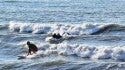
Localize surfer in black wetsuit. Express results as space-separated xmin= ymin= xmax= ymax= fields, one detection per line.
xmin=27 ymin=41 xmax=38 ymax=56
xmin=52 ymin=33 xmax=57 ymax=38
xmin=52 ymin=33 xmax=62 ymax=39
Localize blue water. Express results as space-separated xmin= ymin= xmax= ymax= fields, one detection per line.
xmin=1 ymin=0 xmax=125 ymax=70
xmin=0 ymin=0 xmax=125 ymax=24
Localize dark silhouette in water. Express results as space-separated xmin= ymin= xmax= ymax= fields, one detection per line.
xmin=52 ymin=33 xmax=62 ymax=39
xmin=27 ymin=41 xmax=38 ymax=56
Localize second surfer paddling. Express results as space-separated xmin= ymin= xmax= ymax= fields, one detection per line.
xmin=52 ymin=33 xmax=62 ymax=39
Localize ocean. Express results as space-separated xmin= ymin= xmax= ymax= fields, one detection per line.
xmin=1 ymin=0 xmax=125 ymax=70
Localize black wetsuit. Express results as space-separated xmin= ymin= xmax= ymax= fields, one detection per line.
xmin=27 ymin=43 xmax=38 ymax=55
xmin=52 ymin=33 xmax=62 ymax=39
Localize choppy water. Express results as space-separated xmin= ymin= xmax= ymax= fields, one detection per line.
xmin=1 ymin=0 xmax=125 ymax=70
xmin=1 ymin=0 xmax=125 ymax=24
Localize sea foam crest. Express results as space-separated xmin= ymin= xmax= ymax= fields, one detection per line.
xmin=36 ymin=43 xmax=125 ymax=61
xmin=9 ymin=21 xmax=106 ymax=35
xmin=9 ymin=21 xmax=54 ymax=34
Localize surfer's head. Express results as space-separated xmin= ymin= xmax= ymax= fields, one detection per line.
xmin=27 ymin=41 xmax=30 ymax=45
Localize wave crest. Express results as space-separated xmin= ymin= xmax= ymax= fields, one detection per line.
xmin=9 ymin=21 xmax=123 ymax=35
xmin=37 ymin=43 xmax=125 ymax=61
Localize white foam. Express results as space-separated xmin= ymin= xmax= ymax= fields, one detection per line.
xmin=45 ymin=37 xmax=64 ymax=44
xmin=57 ymin=43 xmax=74 ymax=55
xmin=112 ymin=47 xmax=125 ymax=61
xmin=92 ymin=47 xmax=112 ymax=59
xmin=74 ymin=45 xmax=96 ymax=58
xmin=9 ymin=21 xmax=108 ymax=35
xmin=19 ymin=41 xmax=125 ymax=61
xmin=28 ymin=42 xmax=125 ymax=61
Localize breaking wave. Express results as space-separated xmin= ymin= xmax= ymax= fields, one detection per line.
xmin=18 ymin=42 xmax=125 ymax=61
xmin=8 ymin=21 xmax=125 ymax=35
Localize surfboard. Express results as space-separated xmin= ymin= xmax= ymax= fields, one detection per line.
xmin=17 ymin=54 xmax=37 ymax=59
xmin=17 ymin=55 xmax=27 ymax=59
xmin=45 ymin=37 xmax=64 ymax=44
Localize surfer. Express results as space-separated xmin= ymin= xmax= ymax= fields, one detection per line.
xmin=52 ymin=33 xmax=62 ymax=39
xmin=26 ymin=41 xmax=38 ymax=56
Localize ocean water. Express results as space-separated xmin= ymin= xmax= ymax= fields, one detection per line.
xmin=1 ymin=0 xmax=125 ymax=70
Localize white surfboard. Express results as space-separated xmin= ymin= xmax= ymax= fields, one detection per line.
xmin=17 ymin=55 xmax=27 ymax=59
xmin=45 ymin=37 xmax=64 ymax=44
xmin=18 ymin=53 xmax=38 ymax=59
